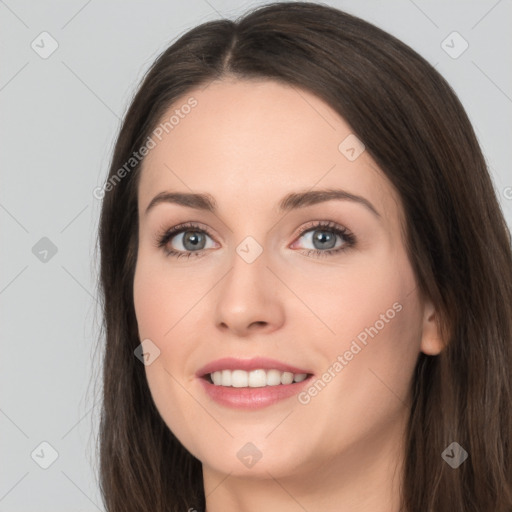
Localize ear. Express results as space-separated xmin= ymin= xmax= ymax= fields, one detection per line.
xmin=420 ymin=298 xmax=444 ymax=356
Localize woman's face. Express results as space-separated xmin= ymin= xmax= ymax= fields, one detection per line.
xmin=133 ymin=78 xmax=442 ymax=482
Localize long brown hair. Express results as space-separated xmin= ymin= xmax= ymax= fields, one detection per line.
xmin=95 ymin=2 xmax=512 ymax=510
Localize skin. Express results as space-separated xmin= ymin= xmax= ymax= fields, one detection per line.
xmin=133 ymin=77 xmax=443 ymax=512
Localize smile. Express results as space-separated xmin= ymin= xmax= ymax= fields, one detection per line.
xmin=196 ymin=356 xmax=314 ymax=409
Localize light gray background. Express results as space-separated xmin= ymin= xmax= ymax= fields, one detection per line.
xmin=1 ymin=0 xmax=511 ymax=510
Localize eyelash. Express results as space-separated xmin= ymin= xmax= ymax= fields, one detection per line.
xmin=154 ymin=220 xmax=356 ymax=260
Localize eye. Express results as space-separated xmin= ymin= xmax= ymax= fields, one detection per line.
xmin=291 ymin=220 xmax=356 ymax=258
xmin=154 ymin=222 xmax=217 ymax=259
xmin=154 ymin=220 xmax=356 ymax=259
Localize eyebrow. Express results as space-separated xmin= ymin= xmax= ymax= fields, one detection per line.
xmin=144 ymin=188 xmax=380 ymax=218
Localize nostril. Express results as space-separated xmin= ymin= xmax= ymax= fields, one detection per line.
xmin=249 ymin=321 xmax=267 ymax=329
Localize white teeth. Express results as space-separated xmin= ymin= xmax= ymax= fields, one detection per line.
xmin=221 ymin=369 xmax=231 ymax=386
xmin=231 ymin=369 xmax=248 ymax=388
xmin=281 ymin=372 xmax=294 ymax=385
xmin=248 ymin=369 xmax=267 ymax=387
xmin=266 ymin=369 xmax=282 ymax=386
xmin=208 ymin=369 xmax=310 ymax=387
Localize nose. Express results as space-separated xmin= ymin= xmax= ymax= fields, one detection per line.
xmin=214 ymin=248 xmax=285 ymax=338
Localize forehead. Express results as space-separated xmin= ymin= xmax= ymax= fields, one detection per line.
xmin=137 ymin=78 xmax=401 ymax=224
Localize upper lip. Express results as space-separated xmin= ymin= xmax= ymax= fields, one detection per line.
xmin=196 ymin=357 xmax=313 ymax=377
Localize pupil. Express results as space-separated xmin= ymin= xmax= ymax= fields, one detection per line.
xmin=183 ymin=231 xmax=204 ymax=251
xmin=314 ymin=230 xmax=336 ymax=250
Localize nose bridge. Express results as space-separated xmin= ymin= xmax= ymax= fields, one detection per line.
xmin=222 ymin=237 xmax=271 ymax=308
xmin=213 ymin=235 xmax=285 ymax=335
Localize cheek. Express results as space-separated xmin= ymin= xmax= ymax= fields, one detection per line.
xmin=133 ymin=260 xmax=205 ymax=457
xmin=293 ymin=288 xmax=422 ymax=463
xmin=302 ymin=251 xmax=422 ymax=414
xmin=133 ymin=257 xmax=194 ymax=378
xmin=133 ymin=256 xmax=206 ymax=390
xmin=290 ymin=248 xmax=418 ymax=354
xmin=133 ymin=254 xmax=157 ymax=335
xmin=133 ymin=252 xmax=202 ymax=338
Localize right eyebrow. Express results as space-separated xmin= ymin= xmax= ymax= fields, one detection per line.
xmin=144 ymin=191 xmax=217 ymax=216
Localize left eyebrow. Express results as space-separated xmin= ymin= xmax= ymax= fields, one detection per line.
xmin=144 ymin=187 xmax=380 ymax=218
xmin=278 ymin=188 xmax=380 ymax=217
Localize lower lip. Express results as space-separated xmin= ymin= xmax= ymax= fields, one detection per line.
xmin=198 ymin=376 xmax=313 ymax=409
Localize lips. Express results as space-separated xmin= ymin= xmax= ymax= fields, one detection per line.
xmin=195 ymin=357 xmax=314 ymax=409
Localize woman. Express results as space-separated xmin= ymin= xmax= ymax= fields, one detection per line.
xmin=96 ymin=2 xmax=512 ymax=511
